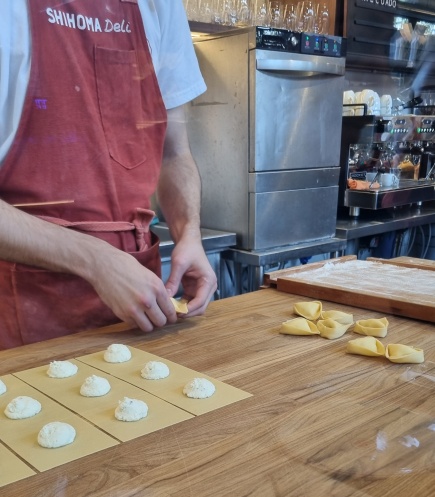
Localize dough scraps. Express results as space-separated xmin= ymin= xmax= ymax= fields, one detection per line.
xmin=354 ymin=317 xmax=389 ymax=338
xmin=385 ymin=344 xmax=424 ymax=364
xmin=37 ymin=421 xmax=76 ymax=448
xmin=4 ymin=396 xmax=42 ymax=419
xmin=80 ymin=375 xmax=111 ymax=397
xmin=170 ymin=297 xmax=189 ymax=314
xmin=0 ymin=379 xmax=6 ymax=395
xmin=141 ymin=361 xmax=170 ymax=380
xmin=183 ymin=378 xmax=216 ymax=399
xmin=346 ymin=336 xmax=386 ymax=357
xmin=104 ymin=344 xmax=132 ymax=363
xmin=47 ymin=360 xmax=78 ymax=378
xmin=280 ymin=317 xmax=319 ymax=336
xmin=293 ymin=301 xmax=322 ymax=320
xmin=320 ymin=310 xmax=353 ymax=325
xmin=115 ymin=397 xmax=149 ymax=421
xmin=317 ymin=318 xmax=352 ymax=339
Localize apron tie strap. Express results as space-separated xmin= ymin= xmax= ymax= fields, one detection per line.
xmin=37 ymin=208 xmax=156 ymax=251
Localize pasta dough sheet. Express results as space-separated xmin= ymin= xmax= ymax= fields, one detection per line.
xmin=0 ymin=440 xmax=35 ymax=488
xmin=77 ymin=347 xmax=253 ymax=416
xmin=13 ymin=360 xmax=194 ymax=442
xmin=0 ymin=374 xmax=118 ymax=473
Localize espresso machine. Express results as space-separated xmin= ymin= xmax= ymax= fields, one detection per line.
xmin=338 ymin=114 xmax=435 ymax=217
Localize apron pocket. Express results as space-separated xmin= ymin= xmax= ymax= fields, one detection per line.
xmin=95 ymin=46 xmax=146 ymax=170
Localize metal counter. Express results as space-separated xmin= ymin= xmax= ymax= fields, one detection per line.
xmin=336 ymin=202 xmax=435 ymax=240
xmin=151 ymin=204 xmax=435 ymax=298
xmin=221 ymin=202 xmax=435 ymax=294
xmin=221 ymin=237 xmax=347 ymax=294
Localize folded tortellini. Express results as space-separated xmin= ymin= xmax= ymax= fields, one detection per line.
xmin=317 ymin=318 xmax=352 ymax=340
xmin=346 ymin=336 xmax=385 ymax=357
xmin=293 ymin=301 xmax=322 ymax=321
xmin=353 ymin=317 xmax=389 ymax=338
xmin=320 ymin=310 xmax=353 ymax=325
xmin=280 ymin=318 xmax=320 ymax=336
xmin=385 ymin=344 xmax=424 ymax=364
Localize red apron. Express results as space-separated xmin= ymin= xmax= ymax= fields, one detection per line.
xmin=0 ymin=0 xmax=167 ymax=348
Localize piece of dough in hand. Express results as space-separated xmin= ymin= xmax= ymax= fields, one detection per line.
xmin=354 ymin=318 xmax=389 ymax=338
xmin=346 ymin=336 xmax=385 ymax=357
xmin=170 ymin=297 xmax=189 ymax=314
xmin=385 ymin=344 xmax=424 ymax=364
xmin=280 ymin=317 xmax=319 ymax=336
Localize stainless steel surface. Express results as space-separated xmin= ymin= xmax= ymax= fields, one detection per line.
xmin=187 ymin=27 xmax=345 ymax=251
xmin=151 ymin=223 xmax=236 ymax=258
xmin=255 ymin=52 xmax=345 ymax=76
xmin=222 ymin=237 xmax=347 ymax=266
xmin=222 ymin=237 xmax=347 ymax=293
xmin=336 ymin=202 xmax=435 ymax=240
xmin=251 ymin=49 xmax=345 ymax=174
xmin=248 ymin=185 xmax=340 ymax=250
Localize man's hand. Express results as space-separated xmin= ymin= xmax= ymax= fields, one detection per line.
xmin=88 ymin=246 xmax=178 ymax=332
xmin=165 ymin=237 xmax=217 ymax=316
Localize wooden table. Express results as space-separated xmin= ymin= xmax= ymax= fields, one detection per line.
xmin=1 ymin=288 xmax=435 ymax=496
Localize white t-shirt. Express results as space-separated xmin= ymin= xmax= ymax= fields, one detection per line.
xmin=0 ymin=0 xmax=206 ymax=164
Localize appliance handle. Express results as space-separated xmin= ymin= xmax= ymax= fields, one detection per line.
xmin=256 ymin=58 xmax=345 ymax=76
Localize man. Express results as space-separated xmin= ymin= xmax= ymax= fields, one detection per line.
xmin=0 ymin=1 xmax=217 ymax=349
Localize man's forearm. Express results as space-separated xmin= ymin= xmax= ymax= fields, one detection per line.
xmin=157 ymin=105 xmax=202 ymax=244
xmin=0 ymin=199 xmax=108 ymax=282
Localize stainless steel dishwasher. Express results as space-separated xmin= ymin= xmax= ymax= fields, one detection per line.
xmin=186 ymin=27 xmax=346 ymax=251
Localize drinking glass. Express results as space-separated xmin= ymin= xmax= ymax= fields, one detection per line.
xmin=295 ymin=1 xmax=305 ymax=32
xmin=303 ymin=0 xmax=316 ymax=33
xmin=318 ymin=2 xmax=329 ymax=34
xmin=237 ymin=0 xmax=252 ymax=26
xmin=284 ymin=3 xmax=298 ymax=31
xmin=269 ymin=1 xmax=283 ymax=28
xmin=253 ymin=0 xmax=270 ymax=26
xmin=184 ymin=0 xmax=201 ymax=21
xmin=211 ymin=0 xmax=225 ymax=23
xmin=199 ymin=0 xmax=213 ymax=22
xmin=221 ymin=0 xmax=238 ymax=25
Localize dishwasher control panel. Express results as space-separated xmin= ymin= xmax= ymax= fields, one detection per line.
xmin=255 ymin=27 xmax=346 ymax=57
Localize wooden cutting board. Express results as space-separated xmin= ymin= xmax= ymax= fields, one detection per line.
xmin=266 ymin=256 xmax=435 ymax=323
